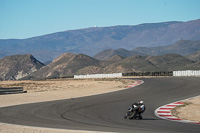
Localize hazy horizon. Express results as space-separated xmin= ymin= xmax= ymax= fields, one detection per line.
xmin=1 ymin=0 xmax=200 ymax=39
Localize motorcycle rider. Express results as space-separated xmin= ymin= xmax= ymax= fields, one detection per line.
xmin=131 ymin=101 xmax=146 ymax=119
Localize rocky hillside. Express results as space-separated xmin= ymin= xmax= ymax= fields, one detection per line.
xmin=0 ymin=54 xmax=44 ymax=80
xmin=145 ymin=54 xmax=194 ymax=71
xmin=23 ymin=53 xmax=99 ymax=79
xmin=94 ymin=48 xmax=144 ymax=60
xmin=186 ymin=51 xmax=200 ymax=61
xmin=99 ymin=54 xmax=197 ymax=73
xmin=22 ymin=53 xmax=200 ymax=80
xmin=1 ymin=19 xmax=200 ymax=62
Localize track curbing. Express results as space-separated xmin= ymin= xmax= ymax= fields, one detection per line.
xmin=126 ymin=80 xmax=144 ymax=88
xmin=155 ymin=97 xmax=200 ymax=125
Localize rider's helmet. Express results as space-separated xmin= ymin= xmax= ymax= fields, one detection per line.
xmin=139 ymin=101 xmax=144 ymax=104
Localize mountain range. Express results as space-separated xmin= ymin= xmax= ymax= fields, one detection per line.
xmin=1 ymin=19 xmax=200 ymax=80
xmin=0 ymin=51 xmax=200 ymax=81
xmin=94 ymin=40 xmax=200 ymax=60
xmin=21 ymin=53 xmax=200 ymax=80
xmin=1 ymin=19 xmax=200 ymax=62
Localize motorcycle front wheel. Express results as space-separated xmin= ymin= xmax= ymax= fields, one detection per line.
xmin=126 ymin=110 xmax=137 ymax=119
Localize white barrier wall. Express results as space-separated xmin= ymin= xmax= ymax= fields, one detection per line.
xmin=74 ymin=73 xmax=122 ymax=78
xmin=173 ymin=70 xmax=200 ymax=77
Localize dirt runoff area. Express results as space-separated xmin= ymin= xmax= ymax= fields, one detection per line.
xmin=172 ymin=96 xmax=200 ymax=123
xmin=0 ymin=78 xmax=134 ymax=133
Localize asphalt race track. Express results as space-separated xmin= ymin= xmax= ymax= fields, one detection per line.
xmin=0 ymin=77 xmax=200 ymax=133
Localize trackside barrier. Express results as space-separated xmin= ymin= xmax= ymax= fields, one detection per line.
xmin=0 ymin=87 xmax=27 ymax=95
xmin=74 ymin=73 xmax=122 ymax=79
xmin=173 ymin=70 xmax=200 ymax=77
xmin=123 ymin=71 xmax=173 ymax=76
xmin=74 ymin=70 xmax=200 ymax=78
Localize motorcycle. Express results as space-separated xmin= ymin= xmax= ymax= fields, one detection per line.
xmin=124 ymin=104 xmax=144 ymax=119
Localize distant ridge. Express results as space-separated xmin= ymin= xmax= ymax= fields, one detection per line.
xmin=94 ymin=40 xmax=200 ymax=60
xmin=94 ymin=48 xmax=144 ymax=60
xmin=0 ymin=19 xmax=200 ymax=62
xmin=135 ymin=40 xmax=200 ymax=56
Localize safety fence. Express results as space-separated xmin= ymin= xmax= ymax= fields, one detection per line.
xmin=173 ymin=70 xmax=200 ymax=77
xmin=74 ymin=70 xmax=200 ymax=79
xmin=74 ymin=73 xmax=122 ymax=78
xmin=74 ymin=71 xmax=172 ymax=78
xmin=123 ymin=71 xmax=173 ymax=76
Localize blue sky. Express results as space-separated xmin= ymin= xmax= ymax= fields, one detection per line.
xmin=0 ymin=0 xmax=200 ymax=39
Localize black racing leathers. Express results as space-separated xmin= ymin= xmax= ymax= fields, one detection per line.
xmin=132 ymin=102 xmax=146 ymax=119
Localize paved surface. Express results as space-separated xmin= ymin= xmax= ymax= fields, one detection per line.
xmin=0 ymin=77 xmax=200 ymax=133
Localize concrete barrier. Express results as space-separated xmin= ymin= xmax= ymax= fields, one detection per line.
xmin=173 ymin=70 xmax=200 ymax=77
xmin=74 ymin=73 xmax=122 ymax=79
xmin=74 ymin=70 xmax=200 ymax=78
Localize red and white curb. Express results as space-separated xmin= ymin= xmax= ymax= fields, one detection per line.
xmin=126 ymin=80 xmax=144 ymax=88
xmin=155 ymin=101 xmax=200 ymax=125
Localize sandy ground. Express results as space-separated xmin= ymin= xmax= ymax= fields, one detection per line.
xmin=172 ymin=96 xmax=200 ymax=123
xmin=0 ymin=78 xmax=134 ymax=133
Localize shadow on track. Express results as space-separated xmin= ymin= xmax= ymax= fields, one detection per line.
xmin=127 ymin=118 xmax=160 ymax=120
